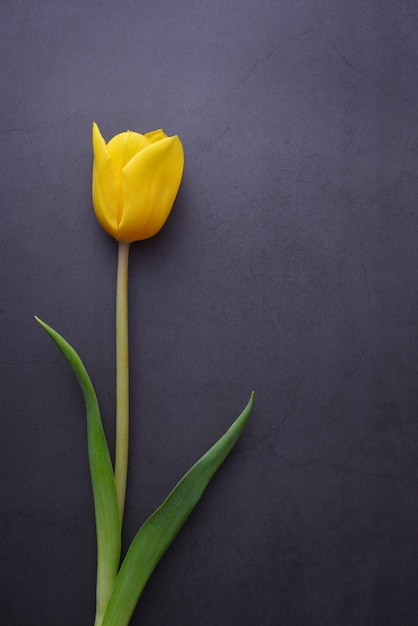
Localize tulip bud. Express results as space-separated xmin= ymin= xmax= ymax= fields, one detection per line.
xmin=92 ymin=123 xmax=184 ymax=242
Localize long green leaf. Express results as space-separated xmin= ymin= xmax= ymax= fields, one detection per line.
xmin=36 ymin=317 xmax=120 ymax=626
xmin=102 ymin=392 xmax=254 ymax=626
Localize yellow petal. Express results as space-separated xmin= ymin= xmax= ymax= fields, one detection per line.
xmin=119 ymin=136 xmax=184 ymax=242
xmin=107 ymin=131 xmax=151 ymax=172
xmin=92 ymin=123 xmax=121 ymax=238
xmin=144 ymin=129 xmax=168 ymax=144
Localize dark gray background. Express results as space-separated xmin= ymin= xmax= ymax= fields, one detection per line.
xmin=2 ymin=1 xmax=418 ymax=625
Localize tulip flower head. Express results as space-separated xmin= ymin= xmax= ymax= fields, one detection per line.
xmin=92 ymin=123 xmax=184 ymax=242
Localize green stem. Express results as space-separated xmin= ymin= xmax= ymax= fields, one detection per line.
xmin=115 ymin=240 xmax=130 ymax=526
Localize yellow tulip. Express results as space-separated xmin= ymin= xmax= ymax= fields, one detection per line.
xmin=92 ymin=122 xmax=184 ymax=242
